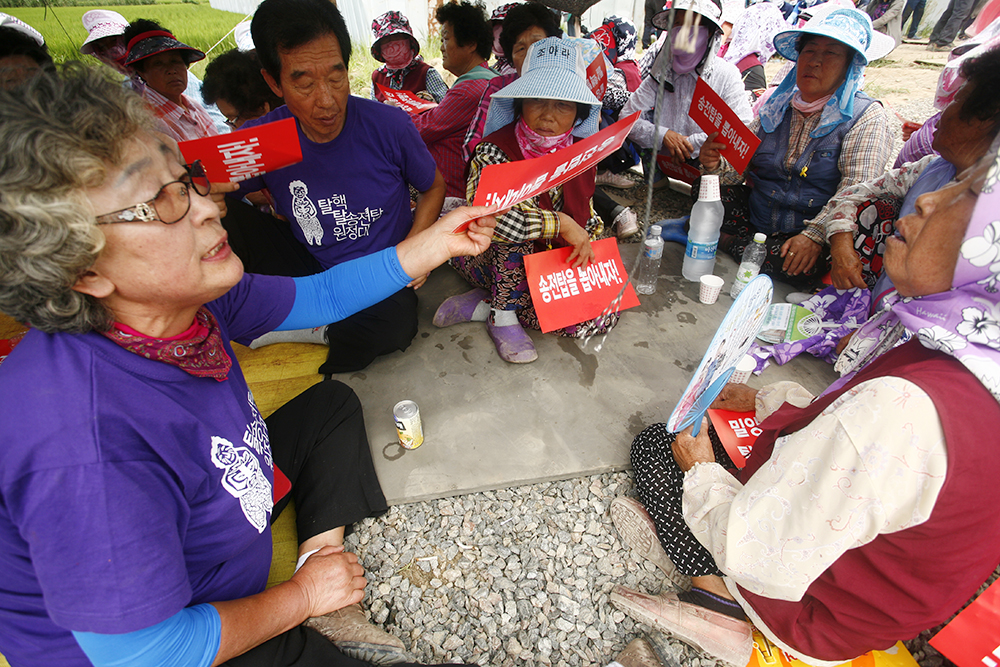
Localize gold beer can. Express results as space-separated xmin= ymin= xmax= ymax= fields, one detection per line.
xmin=393 ymin=400 xmax=423 ymax=449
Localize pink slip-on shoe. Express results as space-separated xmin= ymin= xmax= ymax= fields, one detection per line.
xmin=487 ymin=321 xmax=537 ymax=363
xmin=432 ymin=288 xmax=488 ymax=327
xmin=610 ymin=586 xmax=753 ymax=667
xmin=610 ymin=496 xmax=690 ymax=591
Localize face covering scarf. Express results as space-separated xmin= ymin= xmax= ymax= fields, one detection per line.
xmin=381 ymin=39 xmax=415 ymax=70
xmin=671 ymin=25 xmax=709 ymax=74
xmin=515 ymin=116 xmax=574 ymax=159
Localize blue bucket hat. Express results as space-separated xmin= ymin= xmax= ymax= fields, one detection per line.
xmin=772 ymin=7 xmax=874 ymax=65
xmin=483 ymin=37 xmax=602 ymax=139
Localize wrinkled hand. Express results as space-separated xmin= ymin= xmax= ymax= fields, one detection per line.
xmin=901 ymin=120 xmax=922 ymax=142
xmin=291 ymin=545 xmax=367 ymax=617
xmin=828 ymin=232 xmax=867 ymax=289
xmin=559 ymin=213 xmax=594 ymax=268
xmin=780 ymin=234 xmax=821 ymax=275
xmin=672 ymin=419 xmax=715 ymax=472
xmin=698 ymin=131 xmax=725 ymax=172
xmin=209 ymin=181 xmax=239 ymax=219
xmin=415 ymin=90 xmax=434 ymax=101
xmin=709 ymin=383 xmax=758 ymax=413
xmin=394 ymin=205 xmax=497 ymax=279
xmin=662 ymin=129 xmax=694 ymax=163
xmin=408 ymin=273 xmax=429 ymax=290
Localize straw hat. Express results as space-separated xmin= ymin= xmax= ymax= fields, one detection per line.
xmin=80 ymin=10 xmax=127 ymax=55
xmin=370 ymin=11 xmax=420 ymax=62
xmin=772 ymin=6 xmax=887 ymax=65
xmin=124 ymin=29 xmax=205 ymax=68
xmin=483 ymin=37 xmax=602 ymax=139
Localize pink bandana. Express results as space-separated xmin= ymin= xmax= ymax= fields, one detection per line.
xmin=381 ymin=40 xmax=415 ymax=70
xmin=100 ymin=306 xmax=232 ymax=380
xmin=791 ymin=92 xmax=833 ymax=114
xmin=514 ymin=117 xmax=574 ymax=159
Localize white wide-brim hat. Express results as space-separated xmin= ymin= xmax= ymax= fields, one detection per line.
xmin=234 ymin=20 xmax=254 ymax=52
xmin=0 ymin=12 xmax=45 ymax=46
xmin=773 ymin=6 xmax=887 ymax=65
xmin=652 ymin=0 xmax=724 ymax=35
xmin=80 ymin=10 xmax=127 ymax=55
xmin=483 ymin=37 xmax=602 ymax=139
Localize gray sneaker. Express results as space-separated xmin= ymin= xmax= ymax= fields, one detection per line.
xmin=610 ymin=496 xmax=691 ymax=591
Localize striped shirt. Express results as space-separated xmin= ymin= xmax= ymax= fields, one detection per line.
xmin=142 ymin=86 xmax=219 ymax=143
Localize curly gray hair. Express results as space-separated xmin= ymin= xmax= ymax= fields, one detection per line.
xmin=0 ymin=62 xmax=154 ymax=333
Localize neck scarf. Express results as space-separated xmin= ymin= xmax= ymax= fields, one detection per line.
xmin=835 ymin=147 xmax=1000 ymax=403
xmin=791 ymin=91 xmax=833 ymax=114
xmin=515 ymin=116 xmax=574 ymax=159
xmin=381 ymin=39 xmax=415 ymax=70
xmin=671 ymin=26 xmax=710 ymax=74
xmin=758 ymin=50 xmax=865 ymax=138
xmin=100 ymin=306 xmax=232 ymax=381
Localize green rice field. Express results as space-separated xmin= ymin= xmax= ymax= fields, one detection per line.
xmin=3 ymin=2 xmax=250 ymax=75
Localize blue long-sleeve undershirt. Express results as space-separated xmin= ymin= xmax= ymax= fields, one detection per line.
xmin=277 ymin=246 xmax=412 ymax=330
xmin=73 ymin=604 xmax=220 ymax=667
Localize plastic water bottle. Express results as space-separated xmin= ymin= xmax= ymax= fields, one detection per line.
xmin=682 ymin=175 xmax=725 ymax=282
xmin=635 ymin=224 xmax=664 ymax=295
xmin=731 ymin=232 xmax=767 ymax=298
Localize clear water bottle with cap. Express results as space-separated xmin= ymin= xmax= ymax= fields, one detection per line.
xmin=635 ymin=224 xmax=664 ymax=295
xmin=682 ymin=175 xmax=725 ymax=282
xmin=731 ymin=233 xmax=767 ymax=298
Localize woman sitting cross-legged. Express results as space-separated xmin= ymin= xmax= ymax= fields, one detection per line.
xmin=609 ymin=146 xmax=1000 ymax=666
xmin=0 ymin=63 xmax=495 ymax=667
xmin=433 ymin=37 xmax=618 ymax=364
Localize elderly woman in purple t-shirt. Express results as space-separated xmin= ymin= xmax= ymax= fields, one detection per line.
xmin=0 ymin=63 xmax=495 ymax=667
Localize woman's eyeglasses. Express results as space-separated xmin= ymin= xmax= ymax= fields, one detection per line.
xmin=95 ymin=160 xmax=211 ymax=225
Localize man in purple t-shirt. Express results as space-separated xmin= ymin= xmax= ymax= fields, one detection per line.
xmin=232 ymin=0 xmax=446 ymax=374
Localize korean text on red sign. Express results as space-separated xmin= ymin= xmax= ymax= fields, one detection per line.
xmin=375 ymin=84 xmax=438 ymax=116
xmin=523 ymin=237 xmax=640 ymax=333
xmin=687 ymin=77 xmax=760 ymax=174
xmin=177 ymin=117 xmax=303 ymax=183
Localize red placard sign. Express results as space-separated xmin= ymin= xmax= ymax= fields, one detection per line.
xmin=930 ymin=580 xmax=1000 ymax=667
xmin=0 ymin=331 xmax=26 ymax=368
xmin=707 ymin=408 xmax=762 ymax=468
xmin=585 ymin=54 xmax=608 ymax=101
xmin=178 ymin=117 xmax=302 ymax=183
xmin=375 ymin=84 xmax=439 ymax=115
xmin=522 ymin=237 xmax=640 ymax=333
xmin=688 ymin=77 xmax=760 ymax=174
xmin=656 ymin=155 xmax=702 ymax=184
xmin=469 ymin=111 xmax=638 ymax=213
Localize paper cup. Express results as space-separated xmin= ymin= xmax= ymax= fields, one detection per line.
xmin=729 ymin=355 xmax=757 ymax=384
xmin=699 ymin=275 xmax=724 ymax=304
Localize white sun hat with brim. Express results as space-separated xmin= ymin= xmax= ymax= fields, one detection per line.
xmin=0 ymin=12 xmax=45 ymax=46
xmin=652 ymin=0 xmax=724 ymax=35
xmin=483 ymin=37 xmax=602 ymax=139
xmin=772 ymin=6 xmax=883 ymax=66
xmin=80 ymin=10 xmax=127 ymax=55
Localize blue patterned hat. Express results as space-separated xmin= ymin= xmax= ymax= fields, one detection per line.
xmin=483 ymin=37 xmax=601 ymax=139
xmin=772 ymin=7 xmax=874 ymax=65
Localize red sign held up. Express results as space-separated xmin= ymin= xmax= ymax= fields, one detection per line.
xmin=707 ymin=408 xmax=762 ymax=468
xmin=688 ymin=77 xmax=760 ymax=174
xmin=523 ymin=238 xmax=640 ymax=333
xmin=585 ymin=55 xmax=608 ymax=101
xmin=375 ymin=84 xmax=438 ymax=116
xmin=177 ymin=117 xmax=302 ymax=183
xmin=930 ymin=580 xmax=1000 ymax=667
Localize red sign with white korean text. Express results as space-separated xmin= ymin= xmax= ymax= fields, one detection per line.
xmin=688 ymin=77 xmax=760 ymax=174
xmin=177 ymin=117 xmax=302 ymax=183
xmin=585 ymin=54 xmax=608 ymax=101
xmin=375 ymin=84 xmax=439 ymax=115
xmin=930 ymin=580 xmax=1000 ymax=667
xmin=656 ymin=155 xmax=702 ymax=184
xmin=469 ymin=111 xmax=638 ymax=213
xmin=706 ymin=408 xmax=761 ymax=468
xmin=522 ymin=237 xmax=640 ymax=333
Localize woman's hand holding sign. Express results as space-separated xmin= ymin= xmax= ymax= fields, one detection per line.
xmin=699 ymin=131 xmax=726 ymax=172
xmin=559 ymin=212 xmax=595 ymax=268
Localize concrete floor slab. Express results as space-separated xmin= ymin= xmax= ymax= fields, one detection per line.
xmin=336 ymin=242 xmax=839 ymax=505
